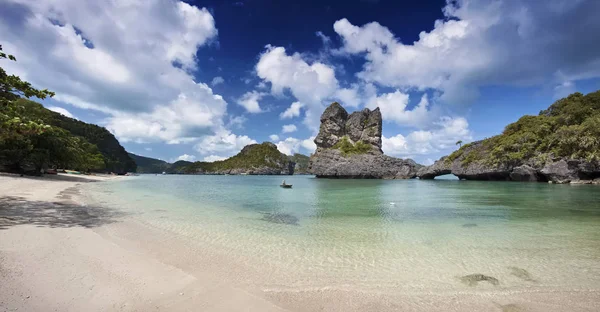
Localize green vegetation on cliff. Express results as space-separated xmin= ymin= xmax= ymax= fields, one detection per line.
xmin=288 ymin=153 xmax=310 ymax=173
xmin=128 ymin=153 xmax=192 ymax=174
xmin=128 ymin=153 xmax=169 ymax=173
xmin=333 ymin=136 xmax=372 ymax=156
xmin=0 ymin=47 xmax=135 ymax=174
xmin=184 ymin=142 xmax=290 ymax=173
xmin=447 ymin=91 xmax=600 ymax=166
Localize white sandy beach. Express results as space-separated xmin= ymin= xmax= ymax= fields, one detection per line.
xmin=1 ymin=174 xmax=599 ymax=312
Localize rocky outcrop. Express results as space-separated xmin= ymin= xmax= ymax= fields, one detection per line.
xmin=418 ymin=90 xmax=600 ymax=184
xmin=309 ymin=102 xmax=421 ymax=179
xmin=417 ymin=141 xmax=600 ymax=184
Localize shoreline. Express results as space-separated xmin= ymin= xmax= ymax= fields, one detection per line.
xmin=1 ymin=174 xmax=599 ymax=311
xmin=0 ymin=174 xmax=286 ymax=312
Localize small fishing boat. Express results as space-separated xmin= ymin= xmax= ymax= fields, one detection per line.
xmin=280 ymin=180 xmax=292 ymax=188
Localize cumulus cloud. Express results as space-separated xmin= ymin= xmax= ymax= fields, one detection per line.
xmin=227 ymin=115 xmax=247 ymax=129
xmin=280 ymin=101 xmax=304 ymax=119
xmin=334 ymin=86 xmax=362 ymax=108
xmin=194 ymin=130 xmax=256 ymax=157
xmin=46 ymin=106 xmax=74 ymax=118
xmin=282 ymin=124 xmax=297 ymax=133
xmin=175 ymin=154 xmax=196 ymax=162
xmin=255 ymin=46 xmax=377 ymax=129
xmin=366 ymin=92 xmax=434 ymax=128
xmin=0 ymin=0 xmax=225 ymax=144
xmin=333 ymin=0 xmax=600 ymax=105
xmin=237 ymin=90 xmax=264 ymax=113
xmin=105 ymin=87 xmax=226 ymax=143
xmin=275 ymin=137 xmax=317 ymax=155
xmin=256 ymin=45 xmax=339 ymax=129
xmin=382 ymin=117 xmax=472 ymax=157
xmin=269 ymin=134 xmax=280 ymax=141
xmin=211 ymin=76 xmax=224 ymax=86
xmin=203 ymin=155 xmax=227 ymax=162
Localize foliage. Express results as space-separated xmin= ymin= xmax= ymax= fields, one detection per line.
xmin=333 ymin=136 xmax=372 ymax=156
xmin=168 ymin=160 xmax=193 ymax=174
xmin=0 ymin=46 xmax=128 ymax=174
xmin=445 ymin=91 xmax=600 ymax=167
xmin=1 ymin=45 xmax=54 ymax=107
xmin=128 ymin=153 xmax=170 ymax=173
xmin=288 ymin=153 xmax=310 ymax=173
xmin=183 ymin=142 xmax=290 ymax=173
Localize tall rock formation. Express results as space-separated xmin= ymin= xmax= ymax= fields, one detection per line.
xmin=309 ymin=102 xmax=421 ymax=179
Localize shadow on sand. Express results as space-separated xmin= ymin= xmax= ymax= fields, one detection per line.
xmin=0 ymin=195 xmax=124 ymax=230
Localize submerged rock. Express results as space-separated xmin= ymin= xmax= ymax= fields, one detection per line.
xmin=309 ymin=102 xmax=421 ymax=179
xmin=261 ymin=213 xmax=299 ymax=226
xmin=460 ymin=273 xmax=500 ymax=286
xmin=509 ymin=266 xmax=536 ymax=282
xmin=497 ymin=303 xmax=525 ymax=312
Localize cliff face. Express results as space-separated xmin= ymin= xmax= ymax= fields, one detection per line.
xmin=309 ymin=102 xmax=421 ymax=179
xmin=418 ymin=142 xmax=600 ymax=184
xmin=417 ymin=90 xmax=600 ymax=184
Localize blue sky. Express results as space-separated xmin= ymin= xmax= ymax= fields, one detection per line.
xmin=2 ymin=0 xmax=600 ymax=165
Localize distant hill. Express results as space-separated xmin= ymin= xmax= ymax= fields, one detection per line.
xmin=128 ymin=153 xmax=169 ymax=173
xmin=128 ymin=153 xmax=193 ymax=174
xmin=184 ymin=142 xmax=295 ymax=175
xmin=130 ymin=143 xmax=310 ymax=175
xmin=9 ymin=99 xmax=136 ymax=173
xmin=288 ymin=153 xmax=310 ymax=173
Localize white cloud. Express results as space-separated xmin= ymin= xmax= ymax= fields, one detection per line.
xmin=194 ymin=130 xmax=256 ymax=157
xmin=334 ymin=86 xmax=361 ymax=108
xmin=211 ymin=76 xmax=224 ymax=86
xmin=282 ymin=124 xmax=297 ymax=133
xmin=256 ymin=45 xmax=339 ymax=130
xmin=553 ymin=80 xmax=575 ymax=99
xmin=237 ymin=90 xmax=264 ymax=113
xmin=144 ymin=147 xmax=153 ymax=151
xmin=175 ymin=154 xmax=196 ymax=162
xmin=382 ymin=117 xmax=472 ymax=157
xmin=269 ymin=134 xmax=280 ymax=141
xmin=227 ymin=115 xmax=247 ymax=129
xmin=46 ymin=106 xmax=74 ymax=118
xmin=0 ymin=0 xmax=225 ymax=144
xmin=280 ymin=101 xmax=304 ymax=119
xmin=366 ymin=92 xmax=434 ymax=128
xmin=203 ymin=155 xmax=227 ymax=162
xmin=275 ymin=136 xmax=316 ymax=156
xmin=333 ymin=0 xmax=600 ymax=105
xmin=105 ymin=86 xmax=227 ymax=143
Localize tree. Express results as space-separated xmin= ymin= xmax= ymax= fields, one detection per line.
xmin=1 ymin=45 xmax=105 ymax=174
xmin=456 ymin=140 xmax=463 ymax=148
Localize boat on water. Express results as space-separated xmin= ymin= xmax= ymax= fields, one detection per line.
xmin=280 ymin=180 xmax=292 ymax=188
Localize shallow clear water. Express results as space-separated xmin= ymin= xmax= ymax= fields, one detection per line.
xmin=82 ymin=175 xmax=600 ymax=291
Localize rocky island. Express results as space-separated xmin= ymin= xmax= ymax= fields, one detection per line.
xmin=418 ymin=91 xmax=600 ymax=184
xmin=178 ymin=142 xmax=296 ymax=175
xmin=309 ymin=102 xmax=421 ymax=179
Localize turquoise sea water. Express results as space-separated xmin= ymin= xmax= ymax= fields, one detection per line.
xmin=82 ymin=175 xmax=600 ymax=291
